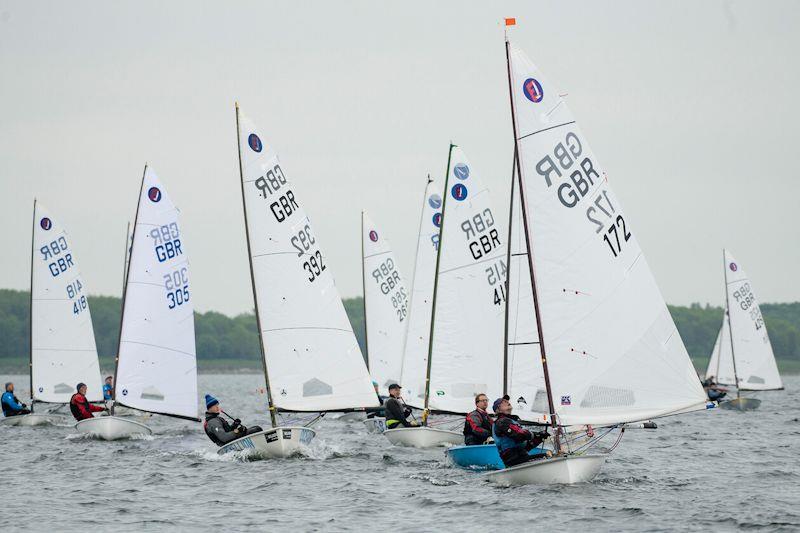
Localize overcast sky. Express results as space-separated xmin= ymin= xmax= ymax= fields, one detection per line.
xmin=1 ymin=1 xmax=798 ymax=316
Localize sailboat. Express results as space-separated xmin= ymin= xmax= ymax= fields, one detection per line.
xmin=707 ymin=250 xmax=783 ymax=411
xmin=360 ymin=211 xmax=409 ymax=430
xmin=223 ymin=104 xmax=379 ymax=458
xmin=1 ymin=201 xmax=104 ymax=427
xmin=384 ymin=145 xmax=506 ymax=448
xmin=75 ymin=166 xmax=199 ymax=440
xmin=483 ymin=34 xmax=710 ymax=485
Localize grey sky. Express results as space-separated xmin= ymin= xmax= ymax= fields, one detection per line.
xmin=1 ymin=1 xmax=798 ymax=316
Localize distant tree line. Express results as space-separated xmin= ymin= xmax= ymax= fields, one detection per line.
xmin=1 ymin=289 xmax=798 ymax=364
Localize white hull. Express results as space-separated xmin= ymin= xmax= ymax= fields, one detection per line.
xmin=363 ymin=417 xmax=386 ymax=433
xmin=486 ymin=453 xmax=607 ymax=486
xmin=218 ymin=426 xmax=316 ymax=459
xmin=383 ymin=426 xmax=463 ymax=448
xmin=74 ymin=416 xmax=152 ymax=440
xmin=0 ymin=413 xmax=59 ymax=427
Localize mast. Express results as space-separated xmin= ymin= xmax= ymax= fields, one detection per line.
xmin=422 ymin=144 xmax=455 ymax=425
xmin=121 ymin=221 xmax=131 ymax=295
xmin=29 ymin=199 xmax=36 ymax=411
xmin=111 ymin=166 xmax=147 ymax=415
xmin=504 ymin=36 xmax=560 ymax=451
xmin=501 ymin=149 xmax=517 ymax=396
xmin=398 ymin=174 xmax=433 ymax=388
xmin=235 ymin=103 xmax=278 ymax=428
xmin=360 ymin=211 xmax=370 ymax=371
xmin=722 ymin=249 xmax=741 ymax=400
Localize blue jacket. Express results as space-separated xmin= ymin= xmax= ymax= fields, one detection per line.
xmin=103 ymin=384 xmax=113 ymax=401
xmin=2 ymin=391 xmax=25 ymax=416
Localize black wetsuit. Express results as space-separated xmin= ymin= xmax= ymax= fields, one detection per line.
xmin=204 ymin=412 xmax=262 ymax=446
xmin=384 ymin=397 xmax=412 ymax=429
xmin=463 ymin=408 xmax=493 ymax=445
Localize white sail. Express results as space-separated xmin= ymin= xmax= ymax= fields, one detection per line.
xmin=115 ymin=167 xmax=198 ymax=420
xmin=705 ymin=312 xmax=736 ymax=385
xmin=362 ymin=211 xmax=409 ymax=395
xmin=399 ymin=178 xmax=442 ymax=406
xmin=425 ymin=146 xmax=506 ymax=414
xmin=508 ymin=42 xmax=707 ymax=426
xmin=505 ymin=170 xmax=546 ymax=417
xmin=30 ymin=202 xmax=103 ymax=403
xmin=723 ymin=250 xmax=782 ymax=390
xmin=237 ymin=109 xmax=378 ymax=411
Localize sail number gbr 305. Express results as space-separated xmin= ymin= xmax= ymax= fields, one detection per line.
xmin=533 ymin=131 xmax=632 ymax=258
xmin=253 ymin=163 xmax=327 ymax=284
xmin=149 ymin=223 xmax=190 ymax=310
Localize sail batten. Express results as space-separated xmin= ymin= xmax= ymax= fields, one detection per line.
xmin=237 ymin=109 xmax=378 ymax=412
xmin=30 ymin=202 xmax=103 ymax=404
xmin=114 ymin=167 xmax=198 ymax=420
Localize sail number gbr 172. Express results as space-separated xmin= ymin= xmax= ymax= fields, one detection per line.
xmin=533 ymin=131 xmax=632 ymax=259
xmin=253 ymin=164 xmax=326 ymax=284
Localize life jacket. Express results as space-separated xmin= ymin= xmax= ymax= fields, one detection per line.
xmin=69 ymin=393 xmax=90 ymax=420
xmin=204 ymin=413 xmax=225 ymax=446
xmin=492 ymin=416 xmax=528 ymax=457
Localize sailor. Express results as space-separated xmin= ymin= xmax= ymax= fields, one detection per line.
xmin=492 ymin=396 xmax=551 ymax=468
xmin=102 ymin=376 xmax=114 ymax=401
xmin=463 ymin=393 xmax=493 ymax=445
xmin=366 ymin=381 xmax=386 ymax=419
xmin=2 ymin=382 xmax=31 ymax=417
xmin=701 ymin=376 xmax=727 ymax=402
xmin=69 ymin=383 xmax=106 ymax=421
xmin=203 ymin=394 xmax=263 ymax=446
xmin=384 ymin=383 xmax=416 ymax=429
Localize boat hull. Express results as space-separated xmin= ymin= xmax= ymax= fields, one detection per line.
xmin=218 ymin=426 xmax=316 ymax=459
xmin=74 ymin=416 xmax=152 ymax=440
xmin=0 ymin=413 xmax=60 ymax=427
xmin=445 ymin=443 xmax=547 ymax=470
xmin=383 ymin=426 xmax=463 ymax=448
xmin=486 ymin=453 xmax=607 ymax=486
xmin=363 ymin=417 xmax=386 ymax=433
xmin=719 ymin=397 xmax=761 ymax=411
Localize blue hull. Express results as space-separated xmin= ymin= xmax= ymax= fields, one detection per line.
xmin=445 ymin=444 xmax=546 ymax=470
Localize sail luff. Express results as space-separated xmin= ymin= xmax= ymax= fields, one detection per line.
xmin=235 ymin=103 xmax=277 ymax=428
xmin=502 ymin=150 xmax=516 ymax=396
xmin=722 ymin=249 xmax=741 ymax=400
xmin=422 ymin=144 xmax=455 ymax=423
xmin=28 ymin=199 xmax=35 ymax=408
xmin=360 ymin=211 xmax=370 ymax=371
xmin=505 ymin=37 xmax=560 ymax=445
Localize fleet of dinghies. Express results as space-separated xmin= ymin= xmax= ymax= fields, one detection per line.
xmin=3 ymin=25 xmax=786 ymax=485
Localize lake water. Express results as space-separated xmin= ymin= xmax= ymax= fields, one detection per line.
xmin=1 ymin=374 xmax=799 ymax=531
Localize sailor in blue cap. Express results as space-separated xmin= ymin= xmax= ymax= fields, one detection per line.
xmin=203 ymin=394 xmax=262 ymax=446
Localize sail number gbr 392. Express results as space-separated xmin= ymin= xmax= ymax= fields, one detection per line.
xmin=253 ymin=163 xmax=326 ymax=283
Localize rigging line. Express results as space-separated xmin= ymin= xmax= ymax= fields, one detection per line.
xmin=517 ymin=121 xmax=576 ymax=141
xmin=251 ymin=251 xmax=306 ymax=259
xmin=119 ymin=340 xmax=195 ymax=358
xmin=363 ymin=250 xmax=392 ymax=260
xmin=260 ymin=326 xmax=353 ymax=334
xmin=437 ymin=254 xmax=504 ymax=276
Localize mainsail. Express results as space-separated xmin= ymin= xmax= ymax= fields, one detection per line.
xmin=114 ymin=167 xmax=199 ymax=421
xmin=722 ymin=250 xmax=783 ymax=390
xmin=705 ymin=311 xmax=736 ymax=386
xmin=236 ymin=107 xmax=378 ymax=412
xmin=399 ymin=178 xmax=442 ymax=406
xmin=424 ymin=146 xmax=506 ymax=414
xmin=508 ymin=41 xmax=707 ymax=426
xmin=361 ymin=211 xmax=409 ymax=395
xmin=30 ymin=201 xmax=103 ymax=403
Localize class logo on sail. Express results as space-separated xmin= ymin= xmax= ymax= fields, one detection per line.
xmin=453 ymin=163 xmax=470 ymax=180
xmin=148 ymin=187 xmax=162 ymax=203
xmin=729 ymin=262 xmax=738 ymax=272
xmin=369 ymin=230 xmax=379 ymax=242
xmin=248 ymin=133 xmax=263 ymax=153
xmin=432 ymin=212 xmax=442 ymax=227
xmin=428 ymin=194 xmax=442 ymax=209
xmin=40 ymin=217 xmax=52 ymax=230
xmin=451 ymin=183 xmax=468 ymax=201
xmin=523 ymin=78 xmax=544 ymax=103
